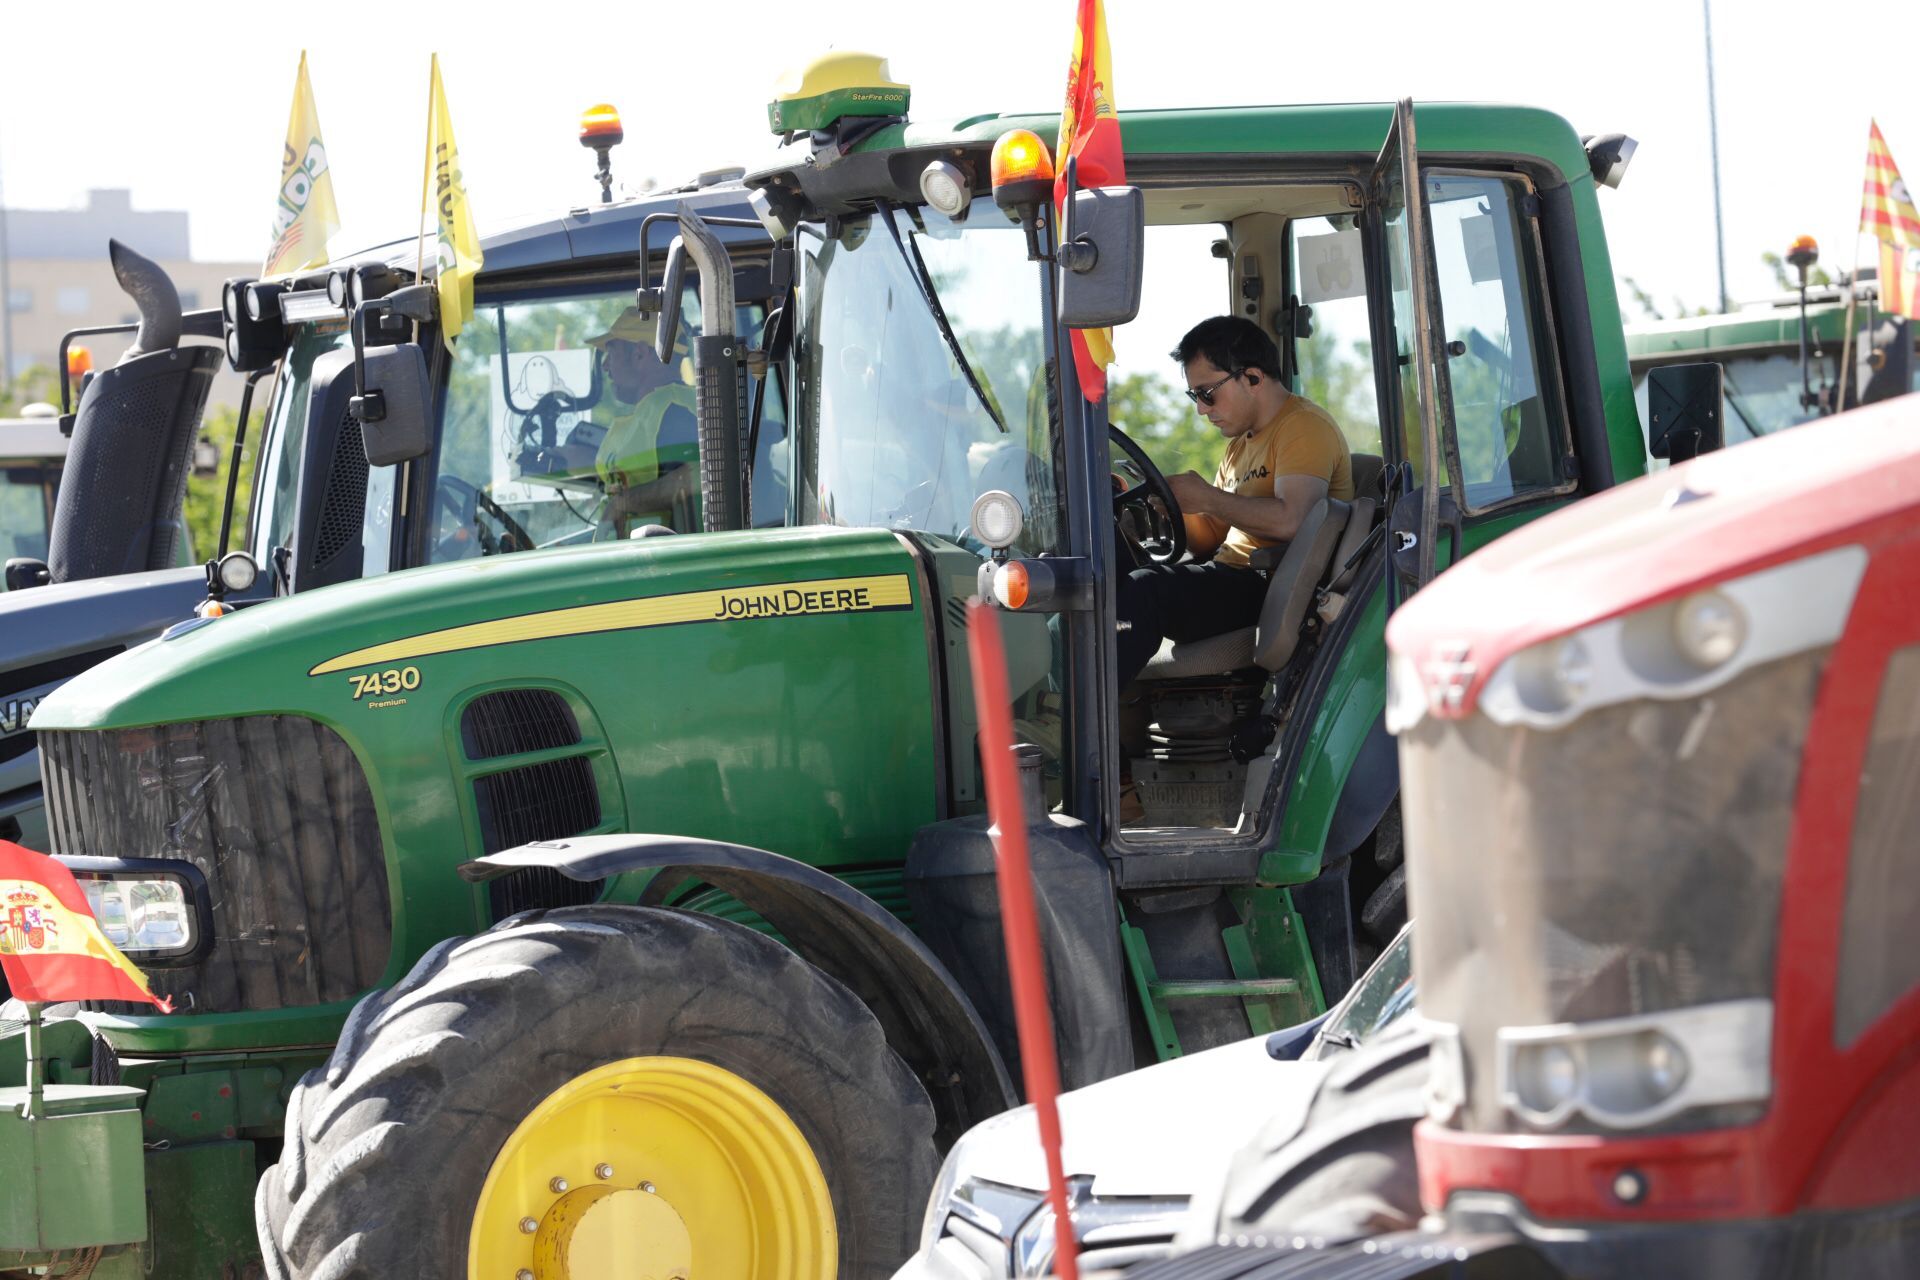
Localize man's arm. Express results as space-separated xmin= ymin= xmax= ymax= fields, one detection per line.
xmin=1169 ymin=470 xmax=1329 ymax=543
xmin=1184 ymin=510 xmax=1230 ymax=558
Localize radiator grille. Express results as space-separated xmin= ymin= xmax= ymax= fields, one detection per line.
xmin=461 ymin=689 xmax=582 ymax=760
xmin=39 ymin=717 xmax=391 ymax=1013
xmin=474 ymin=753 xmax=605 ymax=920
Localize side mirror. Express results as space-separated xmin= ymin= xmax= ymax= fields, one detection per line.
xmin=1057 ymin=185 xmax=1145 ymax=329
xmin=1646 ymin=362 xmax=1725 ymax=463
xmin=355 ymin=343 xmax=433 ymax=465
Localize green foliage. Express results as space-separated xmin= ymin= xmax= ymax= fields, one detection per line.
xmin=1107 ymin=370 xmax=1217 ymax=477
xmin=184 ymin=404 xmax=252 ymax=561
xmin=1762 ymin=250 xmax=1831 ymax=293
xmin=0 ymin=365 xmax=60 ymax=417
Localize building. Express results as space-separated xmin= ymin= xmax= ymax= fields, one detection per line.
xmin=1 ymin=189 xmax=254 ymax=411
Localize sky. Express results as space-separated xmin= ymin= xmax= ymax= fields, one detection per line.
xmin=2 ymin=0 xmax=1914 ymax=331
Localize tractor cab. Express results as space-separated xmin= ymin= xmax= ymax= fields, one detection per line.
xmin=680 ymin=55 xmax=1658 ymax=1046
xmin=1370 ymin=396 xmax=1920 ymax=1277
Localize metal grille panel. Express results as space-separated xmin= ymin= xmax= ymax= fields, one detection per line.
xmin=461 ymin=689 xmax=582 ymax=760
xmin=39 ymin=717 xmax=391 ymax=1013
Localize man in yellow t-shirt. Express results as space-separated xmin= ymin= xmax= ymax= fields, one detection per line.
xmin=1116 ymin=316 xmax=1354 ymax=686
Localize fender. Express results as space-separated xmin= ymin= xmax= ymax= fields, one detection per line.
xmin=461 ymin=833 xmax=1017 ymax=1142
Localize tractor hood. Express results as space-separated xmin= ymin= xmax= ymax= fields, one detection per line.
xmin=32 ymin=526 xmax=920 ymax=734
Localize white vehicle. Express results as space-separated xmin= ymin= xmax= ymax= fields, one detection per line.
xmin=898 ymin=926 xmax=1415 ymax=1279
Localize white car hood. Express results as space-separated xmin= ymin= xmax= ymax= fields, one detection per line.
xmin=956 ymin=1035 xmax=1330 ymax=1199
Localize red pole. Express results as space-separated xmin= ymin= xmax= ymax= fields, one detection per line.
xmin=965 ymin=598 xmax=1081 ymax=1280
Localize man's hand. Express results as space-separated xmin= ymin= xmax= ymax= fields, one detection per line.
xmin=1168 ymin=470 xmax=1218 ymax=513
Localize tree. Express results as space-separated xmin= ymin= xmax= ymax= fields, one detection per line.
xmin=0 ymin=365 xmax=59 ymax=417
xmin=184 ymin=404 xmax=253 ymax=561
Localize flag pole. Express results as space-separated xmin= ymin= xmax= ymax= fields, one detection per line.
xmin=1837 ymin=236 xmax=1864 ymax=413
xmin=966 ymin=599 xmax=1081 ymax=1280
xmin=416 ymin=54 xmax=437 ymax=291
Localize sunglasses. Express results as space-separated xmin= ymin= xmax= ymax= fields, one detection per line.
xmin=1184 ymin=369 xmax=1242 ymax=407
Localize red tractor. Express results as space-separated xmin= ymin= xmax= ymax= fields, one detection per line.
xmin=1137 ymin=395 xmax=1920 ymax=1278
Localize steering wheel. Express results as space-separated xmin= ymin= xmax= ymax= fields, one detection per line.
xmin=1107 ymin=424 xmax=1187 ymax=564
xmin=433 ymin=475 xmax=537 ymax=560
xmin=520 ymin=388 xmax=593 ymax=453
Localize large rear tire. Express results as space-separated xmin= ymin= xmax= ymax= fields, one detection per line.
xmin=257 ymin=905 xmax=938 ymax=1280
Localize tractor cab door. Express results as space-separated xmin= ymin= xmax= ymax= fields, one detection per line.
xmin=1369 ymin=99 xmax=1456 ymax=600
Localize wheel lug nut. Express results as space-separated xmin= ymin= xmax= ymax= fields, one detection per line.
xmin=519 ymin=1217 xmax=538 ymax=1235
xmin=517 ymin=1271 xmax=535 ymax=1280
xmin=595 ymin=1163 xmax=614 ymax=1180
xmin=640 ymin=1180 xmax=656 ymax=1194
xmin=549 ymin=1176 xmax=568 ymax=1194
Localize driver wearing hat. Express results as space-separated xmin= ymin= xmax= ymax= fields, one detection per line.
xmin=586 ymin=306 xmax=699 ymax=533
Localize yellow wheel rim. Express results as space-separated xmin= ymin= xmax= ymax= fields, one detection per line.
xmin=468 ymin=1056 xmax=836 ymax=1280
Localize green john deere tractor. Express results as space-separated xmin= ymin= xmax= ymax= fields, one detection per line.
xmin=11 ymin=53 xmax=1682 ymax=1280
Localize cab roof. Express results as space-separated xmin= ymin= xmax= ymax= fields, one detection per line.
xmin=748 ymin=101 xmax=1593 ymax=218
xmin=1386 ymin=396 xmax=1920 ymax=718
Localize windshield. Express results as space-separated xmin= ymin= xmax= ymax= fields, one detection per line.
xmin=0 ymin=459 xmax=60 ymax=562
xmin=1311 ymin=926 xmax=1415 ymax=1057
xmin=794 ymin=198 xmax=1062 ymax=557
xmin=251 ymin=320 xmax=351 ymax=564
xmin=435 ymin=286 xmax=771 ymax=559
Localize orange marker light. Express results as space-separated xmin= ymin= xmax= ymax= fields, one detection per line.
xmin=991 ymin=130 xmax=1056 ymax=216
xmin=67 ymin=346 xmax=93 ymax=378
xmin=994 ymin=560 xmax=1031 ymax=610
xmin=991 ymin=129 xmax=1054 ymax=187
xmin=579 ymin=103 xmax=625 ymax=148
xmin=1789 ymin=234 xmax=1819 ymax=256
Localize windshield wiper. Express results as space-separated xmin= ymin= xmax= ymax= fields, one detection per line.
xmin=876 ymin=202 xmax=1008 ymax=434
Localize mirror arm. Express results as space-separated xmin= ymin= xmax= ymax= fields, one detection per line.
xmin=347 ymin=304 xmax=385 ymax=423
xmin=1056 ymin=155 xmax=1099 ymax=274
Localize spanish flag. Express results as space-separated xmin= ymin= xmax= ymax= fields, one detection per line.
xmin=1862 ymin=121 xmax=1920 ymax=320
xmin=1054 ymin=0 xmax=1123 ymax=402
xmin=426 ymin=54 xmax=484 ymax=352
xmin=0 ymin=842 xmax=171 ymax=1012
xmin=263 ymin=52 xmax=342 ymax=277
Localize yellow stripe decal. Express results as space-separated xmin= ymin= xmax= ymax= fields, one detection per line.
xmin=309 ymin=573 xmax=915 ymax=676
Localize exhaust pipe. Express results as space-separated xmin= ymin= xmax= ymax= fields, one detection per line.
xmin=674 ymin=206 xmax=747 ymax=532
xmin=109 ymin=238 xmax=183 ymax=360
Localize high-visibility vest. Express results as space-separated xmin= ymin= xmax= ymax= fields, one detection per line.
xmin=596 ymin=384 xmax=698 ymax=493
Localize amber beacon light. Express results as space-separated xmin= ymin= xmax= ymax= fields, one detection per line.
xmin=580 ymin=104 xmax=625 ymax=203
xmin=991 ymin=129 xmax=1055 ymax=214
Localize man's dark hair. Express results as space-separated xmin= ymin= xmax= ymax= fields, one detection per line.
xmin=1171 ymin=316 xmax=1284 ymax=380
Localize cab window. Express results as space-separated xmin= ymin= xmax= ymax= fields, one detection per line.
xmin=433 ymin=286 xmax=771 ymax=561
xmin=1424 ymin=173 xmax=1573 ymax=511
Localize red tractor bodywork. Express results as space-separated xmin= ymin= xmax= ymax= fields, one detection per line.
xmin=1386 ymin=397 xmax=1920 ymax=1262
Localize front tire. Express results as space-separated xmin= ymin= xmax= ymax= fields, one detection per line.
xmin=257 ymin=905 xmax=938 ymax=1280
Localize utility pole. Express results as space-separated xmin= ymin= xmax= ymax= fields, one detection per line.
xmin=1703 ymin=0 xmax=1730 ymax=312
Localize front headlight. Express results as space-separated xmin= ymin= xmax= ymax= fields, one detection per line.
xmin=920 ymin=1104 xmax=1034 ymax=1253
xmin=1475 ymin=544 xmax=1866 ymax=730
xmin=62 ymin=856 xmax=212 ymax=965
xmin=1497 ymin=998 xmax=1767 ymax=1130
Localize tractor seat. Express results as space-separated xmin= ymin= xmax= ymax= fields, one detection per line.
xmin=1138 ymin=496 xmax=1353 ymax=681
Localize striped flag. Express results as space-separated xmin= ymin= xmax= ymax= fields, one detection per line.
xmin=0 ymin=842 xmax=172 ymax=1011
xmin=1054 ymin=0 xmax=1123 ymax=402
xmin=425 ymin=54 xmax=484 ymax=352
xmin=263 ymin=52 xmax=341 ymax=277
xmin=1862 ymin=121 xmax=1920 ymax=320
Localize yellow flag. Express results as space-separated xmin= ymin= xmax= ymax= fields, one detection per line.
xmin=426 ymin=55 xmax=484 ymax=351
xmin=264 ymin=52 xmax=341 ymax=277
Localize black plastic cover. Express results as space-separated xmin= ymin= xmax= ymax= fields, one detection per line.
xmin=46 ymin=344 xmax=221 ymax=583
xmin=904 ymin=756 xmax=1132 ymax=1092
